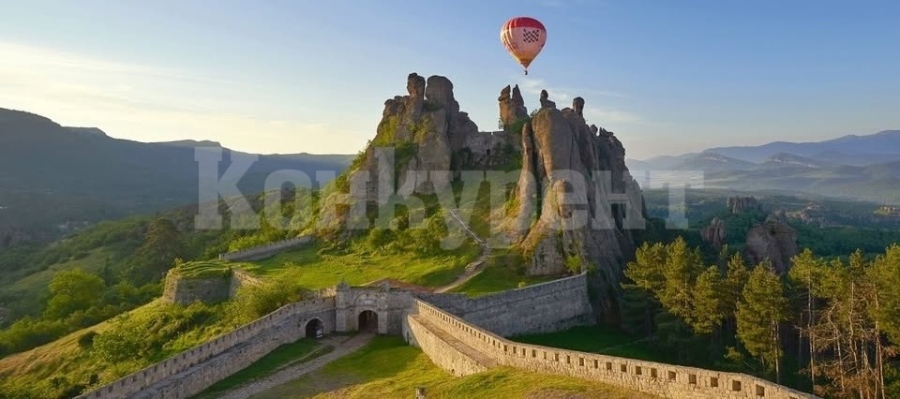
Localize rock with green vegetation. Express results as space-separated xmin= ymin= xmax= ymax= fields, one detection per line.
xmin=313 ymin=73 xmax=648 ymax=326
xmin=500 ymin=92 xmax=648 ymax=324
xmin=317 ymin=72 xmax=513 ymax=238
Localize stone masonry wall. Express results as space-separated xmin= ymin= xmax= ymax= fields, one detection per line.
xmin=161 ymin=273 xmax=232 ymax=305
xmin=408 ymin=300 xmax=817 ymax=399
xmin=133 ymin=306 xmax=335 ymax=399
xmin=405 ymin=314 xmax=490 ymax=377
xmin=75 ymin=297 xmax=336 ymax=399
xmin=218 ymin=236 xmax=313 ymax=262
xmin=461 ymin=273 xmax=594 ymax=337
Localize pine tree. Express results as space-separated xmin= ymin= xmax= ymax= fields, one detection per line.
xmin=787 ymin=248 xmax=826 ymax=388
xmin=691 ymin=265 xmax=724 ymax=335
xmin=737 ymin=261 xmax=789 ymax=383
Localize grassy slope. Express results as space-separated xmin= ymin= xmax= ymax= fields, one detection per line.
xmin=250 ymin=336 xmax=658 ymax=399
xmin=0 ymin=241 xmax=485 ymax=397
xmin=450 ymin=247 xmax=556 ymax=297
xmin=243 ymin=242 xmax=480 ymax=289
xmin=0 ymin=249 xmax=110 ymax=299
xmin=0 ymin=299 xmax=235 ymax=397
xmin=0 ymin=163 xmax=569 ymax=397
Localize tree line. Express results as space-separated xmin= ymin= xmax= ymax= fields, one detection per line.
xmin=622 ymin=237 xmax=900 ymax=398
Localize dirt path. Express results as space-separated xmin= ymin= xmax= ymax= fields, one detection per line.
xmin=433 ymin=209 xmax=491 ymax=293
xmin=217 ymin=333 xmax=374 ymax=399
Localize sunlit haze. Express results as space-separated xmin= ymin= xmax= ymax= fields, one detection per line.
xmin=2 ymin=0 xmax=898 ymax=159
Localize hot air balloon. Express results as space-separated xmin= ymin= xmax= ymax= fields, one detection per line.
xmin=500 ymin=16 xmax=547 ymax=75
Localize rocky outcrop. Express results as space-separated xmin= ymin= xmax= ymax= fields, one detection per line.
xmin=539 ymin=90 xmax=556 ymax=108
xmin=727 ymin=196 xmax=761 ymax=214
xmin=498 ymin=85 xmax=528 ymax=131
xmin=745 ymin=221 xmax=799 ymax=274
xmin=501 ymin=90 xmax=646 ymax=324
xmin=317 ymin=74 xmax=648 ymax=324
xmin=318 ymin=73 xmax=476 ymax=234
xmin=572 ymin=97 xmax=585 ymax=117
xmin=700 ymin=217 xmax=726 ymax=249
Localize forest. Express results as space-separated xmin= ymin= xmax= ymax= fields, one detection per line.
xmin=621 ymin=237 xmax=900 ymax=398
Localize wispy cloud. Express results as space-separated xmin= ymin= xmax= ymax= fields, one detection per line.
xmin=512 ymin=76 xmax=641 ymax=125
xmin=584 ymin=108 xmax=642 ymax=124
xmin=516 ymin=77 xmax=629 ymax=101
xmin=0 ymin=41 xmax=367 ymax=154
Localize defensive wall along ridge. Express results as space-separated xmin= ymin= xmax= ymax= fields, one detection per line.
xmin=404 ymin=286 xmax=819 ymax=399
xmin=77 ymin=238 xmax=818 ymax=399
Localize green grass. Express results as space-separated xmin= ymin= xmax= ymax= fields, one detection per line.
xmin=195 ymin=338 xmax=328 ymax=398
xmin=0 ymin=299 xmax=237 ymax=399
xmin=451 ymin=247 xmax=557 ymax=297
xmin=173 ymin=260 xmax=233 ymax=279
xmin=0 ymin=248 xmax=110 ymax=298
xmin=244 ymin=243 xmax=480 ymax=289
xmin=250 ymin=336 xmax=658 ymax=399
xmin=510 ymin=325 xmax=660 ymax=362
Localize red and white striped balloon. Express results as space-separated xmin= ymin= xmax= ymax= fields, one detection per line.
xmin=500 ymin=16 xmax=547 ymax=75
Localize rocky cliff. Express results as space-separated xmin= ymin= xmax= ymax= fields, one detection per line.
xmin=744 ymin=221 xmax=799 ymax=274
xmin=499 ymin=90 xmax=646 ymax=323
xmin=727 ymin=196 xmax=761 ymax=214
xmin=700 ymin=217 xmax=727 ymax=249
xmin=318 ymin=73 xmax=647 ymax=323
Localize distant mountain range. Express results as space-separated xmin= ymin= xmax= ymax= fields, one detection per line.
xmin=0 ymin=107 xmax=355 ymax=243
xmin=627 ymin=130 xmax=900 ymax=204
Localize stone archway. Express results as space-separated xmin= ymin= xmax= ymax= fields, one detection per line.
xmin=305 ymin=318 xmax=324 ymax=338
xmin=358 ymin=310 xmax=378 ymax=333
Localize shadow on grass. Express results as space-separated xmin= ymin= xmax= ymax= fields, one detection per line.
xmin=510 ymin=325 xmax=660 ymax=362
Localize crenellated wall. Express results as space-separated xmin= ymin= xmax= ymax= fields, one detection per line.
xmin=74 ymin=297 xmax=335 ymax=399
xmin=406 ymin=300 xmax=818 ymax=399
xmin=78 ymin=263 xmax=817 ymax=399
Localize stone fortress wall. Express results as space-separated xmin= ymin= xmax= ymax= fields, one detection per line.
xmin=406 ymin=298 xmax=817 ymax=399
xmin=78 ymin=238 xmax=818 ymax=399
xmin=161 ymin=238 xmax=304 ymax=305
xmin=76 ymin=296 xmax=335 ymax=399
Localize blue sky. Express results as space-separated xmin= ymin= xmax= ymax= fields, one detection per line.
xmin=1 ymin=0 xmax=898 ymax=160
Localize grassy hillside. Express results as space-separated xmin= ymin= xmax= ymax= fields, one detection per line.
xmin=250 ymin=336 xmax=658 ymax=399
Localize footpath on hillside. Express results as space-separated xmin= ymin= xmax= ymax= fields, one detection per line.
xmin=433 ymin=208 xmax=491 ymax=293
xmin=361 ymin=208 xmax=492 ymax=294
xmin=217 ymin=332 xmax=374 ymax=399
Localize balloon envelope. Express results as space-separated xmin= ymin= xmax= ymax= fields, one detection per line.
xmin=500 ymin=17 xmax=547 ymax=73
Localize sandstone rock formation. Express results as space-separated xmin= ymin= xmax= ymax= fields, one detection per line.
xmin=317 ymin=73 xmax=482 ymax=234
xmin=317 ymin=73 xmax=648 ymax=324
xmin=700 ymin=217 xmax=726 ymax=249
xmin=500 ymin=90 xmax=646 ymax=323
xmin=727 ymin=196 xmax=761 ymax=214
xmin=744 ymin=221 xmax=799 ymax=274
xmin=498 ymin=84 xmax=528 ymax=131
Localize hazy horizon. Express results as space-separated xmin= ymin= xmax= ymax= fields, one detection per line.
xmin=2 ymin=0 xmax=899 ymax=160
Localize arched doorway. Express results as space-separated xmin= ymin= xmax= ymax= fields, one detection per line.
xmin=358 ymin=310 xmax=378 ymax=333
xmin=305 ymin=318 xmax=324 ymax=338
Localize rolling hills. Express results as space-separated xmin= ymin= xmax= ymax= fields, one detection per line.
xmin=627 ymin=130 xmax=900 ymax=204
xmin=0 ymin=107 xmax=355 ymax=245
